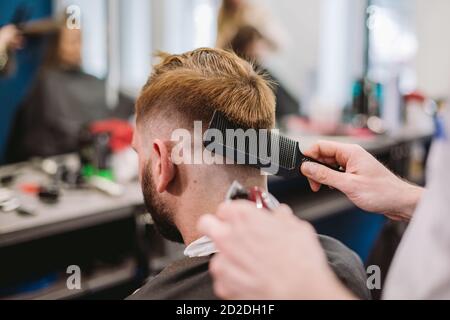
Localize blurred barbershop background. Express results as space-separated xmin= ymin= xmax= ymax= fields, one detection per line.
xmin=0 ymin=0 xmax=448 ymax=299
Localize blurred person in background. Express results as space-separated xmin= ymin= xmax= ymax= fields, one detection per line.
xmin=229 ymin=25 xmax=300 ymax=122
xmin=4 ymin=19 xmax=133 ymax=163
xmin=216 ymin=0 xmax=286 ymax=51
xmin=0 ymin=24 xmax=24 ymax=76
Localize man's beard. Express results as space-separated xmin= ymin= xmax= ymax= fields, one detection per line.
xmin=141 ymin=162 xmax=184 ymax=243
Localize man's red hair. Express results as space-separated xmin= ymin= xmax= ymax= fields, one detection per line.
xmin=136 ymin=48 xmax=275 ymax=129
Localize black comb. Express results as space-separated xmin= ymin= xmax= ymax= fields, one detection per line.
xmin=203 ymin=111 xmax=344 ymax=178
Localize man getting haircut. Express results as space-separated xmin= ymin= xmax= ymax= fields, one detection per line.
xmin=128 ymin=48 xmax=370 ymax=300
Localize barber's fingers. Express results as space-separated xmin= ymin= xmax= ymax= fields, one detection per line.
xmin=318 ymin=156 xmax=343 ymax=166
xmin=272 ymin=203 xmax=295 ymax=219
xmin=216 ymin=201 xmax=295 ymax=227
xmin=198 ymin=214 xmax=230 ymax=241
xmin=209 ymin=254 xmax=254 ymax=300
xmin=198 ymin=213 xmax=259 ymax=269
xmin=216 ymin=200 xmax=271 ymax=222
xmin=306 ymin=178 xmax=322 ymax=192
xmin=197 ymin=213 xmax=246 ymax=254
xmin=301 ymin=162 xmax=351 ymax=193
xmin=303 ymin=140 xmax=355 ymax=167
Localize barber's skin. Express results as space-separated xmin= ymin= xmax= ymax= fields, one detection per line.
xmin=300 ymin=141 xmax=422 ymax=222
xmin=198 ymin=140 xmax=423 ymax=300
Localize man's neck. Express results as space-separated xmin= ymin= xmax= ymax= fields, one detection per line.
xmin=175 ymin=178 xmax=267 ymax=246
xmin=175 ymin=191 xmax=224 ymax=246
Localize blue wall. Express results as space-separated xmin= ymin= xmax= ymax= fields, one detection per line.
xmin=0 ymin=0 xmax=52 ymax=163
xmin=313 ymin=209 xmax=386 ymax=263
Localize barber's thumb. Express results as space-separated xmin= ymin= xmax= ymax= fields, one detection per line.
xmin=301 ymin=162 xmax=344 ymax=190
xmin=198 ymin=214 xmax=229 ymax=241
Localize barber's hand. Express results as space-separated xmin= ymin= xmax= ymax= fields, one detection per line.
xmin=0 ymin=25 xmax=24 ymax=52
xmin=198 ymin=201 xmax=354 ymax=300
xmin=301 ymin=141 xmax=423 ymax=221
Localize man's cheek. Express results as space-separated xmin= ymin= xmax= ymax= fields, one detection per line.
xmin=138 ymin=168 xmax=143 ymax=184
xmin=138 ymin=158 xmax=146 ymax=184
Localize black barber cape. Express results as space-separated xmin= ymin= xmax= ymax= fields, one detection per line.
xmin=127 ymin=235 xmax=371 ymax=300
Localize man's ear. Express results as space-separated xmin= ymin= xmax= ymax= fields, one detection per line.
xmin=152 ymin=139 xmax=176 ymax=193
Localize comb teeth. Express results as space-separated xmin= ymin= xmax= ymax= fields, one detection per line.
xmin=204 ymin=111 xmax=301 ymax=176
xmin=277 ymin=134 xmax=298 ymax=169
